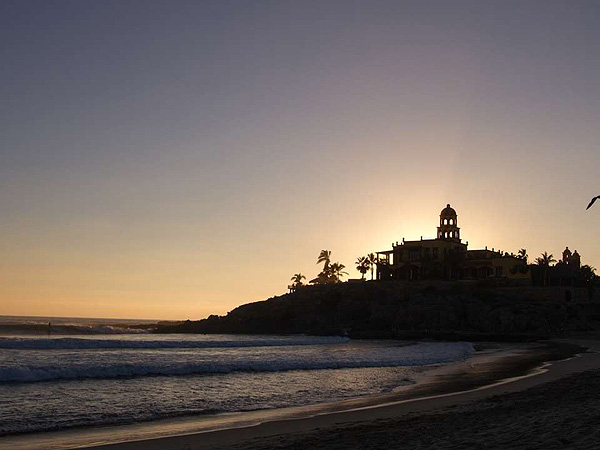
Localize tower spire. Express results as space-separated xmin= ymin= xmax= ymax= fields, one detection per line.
xmin=437 ymin=204 xmax=461 ymax=241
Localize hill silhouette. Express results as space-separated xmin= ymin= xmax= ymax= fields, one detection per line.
xmin=157 ymin=281 xmax=600 ymax=341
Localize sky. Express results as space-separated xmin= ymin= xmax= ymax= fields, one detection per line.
xmin=1 ymin=1 xmax=599 ymax=320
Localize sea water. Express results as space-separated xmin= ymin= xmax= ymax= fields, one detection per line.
xmin=0 ymin=316 xmax=474 ymax=444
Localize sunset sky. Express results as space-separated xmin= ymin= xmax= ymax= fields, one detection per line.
xmin=2 ymin=1 xmax=599 ymax=320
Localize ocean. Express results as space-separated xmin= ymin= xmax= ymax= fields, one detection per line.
xmin=0 ymin=316 xmax=474 ymax=448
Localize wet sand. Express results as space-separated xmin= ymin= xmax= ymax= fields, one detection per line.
xmin=218 ymin=369 xmax=600 ymax=450
xmin=3 ymin=339 xmax=597 ymax=450
xmin=76 ymin=338 xmax=600 ymax=450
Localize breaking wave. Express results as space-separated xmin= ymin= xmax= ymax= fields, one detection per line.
xmin=0 ymin=323 xmax=151 ymax=335
xmin=0 ymin=341 xmax=474 ymax=383
xmin=0 ymin=336 xmax=350 ymax=350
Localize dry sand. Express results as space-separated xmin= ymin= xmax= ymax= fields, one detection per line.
xmin=81 ymin=338 xmax=600 ymax=450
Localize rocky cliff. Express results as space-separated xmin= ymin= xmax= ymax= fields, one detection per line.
xmin=157 ymin=281 xmax=599 ymax=340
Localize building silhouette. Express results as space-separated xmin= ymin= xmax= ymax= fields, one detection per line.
xmin=529 ymin=246 xmax=583 ymax=288
xmin=375 ymin=204 xmax=529 ymax=281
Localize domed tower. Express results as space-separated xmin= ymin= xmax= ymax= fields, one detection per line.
xmin=570 ymin=250 xmax=581 ymax=269
xmin=437 ymin=204 xmax=461 ymax=241
xmin=562 ymin=247 xmax=572 ymax=264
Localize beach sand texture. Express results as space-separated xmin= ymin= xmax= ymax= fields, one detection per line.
xmin=83 ymin=338 xmax=600 ymax=450
xmin=216 ymin=367 xmax=600 ymax=450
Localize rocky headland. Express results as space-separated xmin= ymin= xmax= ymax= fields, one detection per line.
xmin=156 ymin=281 xmax=599 ymax=340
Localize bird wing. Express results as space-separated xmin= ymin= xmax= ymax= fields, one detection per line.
xmin=587 ymin=196 xmax=599 ymax=210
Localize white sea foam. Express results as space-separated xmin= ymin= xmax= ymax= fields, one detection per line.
xmin=0 ymin=341 xmax=474 ymax=383
xmin=70 ymin=325 xmax=150 ymax=334
xmin=0 ymin=336 xmax=350 ymax=350
xmin=0 ymin=338 xmax=476 ymax=437
xmin=0 ymin=323 xmax=151 ymax=335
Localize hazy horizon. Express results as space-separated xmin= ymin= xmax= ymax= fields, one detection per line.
xmin=2 ymin=1 xmax=599 ymax=320
xmin=0 ymin=313 xmax=163 ymax=322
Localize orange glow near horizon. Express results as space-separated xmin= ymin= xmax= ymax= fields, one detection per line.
xmin=3 ymin=195 xmax=598 ymax=321
xmin=1 ymin=2 xmax=599 ymax=320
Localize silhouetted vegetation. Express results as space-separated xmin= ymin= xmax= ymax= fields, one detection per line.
xmin=310 ymin=250 xmax=347 ymax=284
xmin=355 ymin=256 xmax=370 ymax=279
xmin=289 ymin=273 xmax=306 ymax=292
xmin=329 ymin=262 xmax=348 ymax=282
xmin=580 ymin=265 xmax=597 ymax=284
xmin=580 ymin=265 xmax=598 ymax=301
xmin=517 ymin=248 xmax=528 ymax=263
xmin=535 ymin=252 xmax=556 ymax=266
xmin=535 ymin=252 xmax=556 ymax=287
xmin=367 ymin=253 xmax=376 ymax=280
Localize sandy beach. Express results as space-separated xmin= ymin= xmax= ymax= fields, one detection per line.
xmin=63 ymin=337 xmax=599 ymax=450
xmin=3 ymin=338 xmax=598 ymax=450
xmin=217 ymin=368 xmax=600 ymax=450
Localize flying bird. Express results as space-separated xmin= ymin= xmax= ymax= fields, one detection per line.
xmin=587 ymin=195 xmax=600 ymax=210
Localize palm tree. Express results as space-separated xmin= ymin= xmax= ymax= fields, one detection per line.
xmin=329 ymin=262 xmax=348 ymax=282
xmin=535 ymin=252 xmax=556 ymax=266
xmin=517 ymin=248 xmax=528 ymax=263
xmin=355 ymin=256 xmax=369 ymax=280
xmin=289 ymin=273 xmax=306 ymax=293
xmin=310 ymin=250 xmax=334 ymax=285
xmin=367 ymin=253 xmax=377 ymax=280
xmin=317 ymin=250 xmax=331 ymax=269
xmin=535 ymin=252 xmax=556 ymax=287
xmin=290 ymin=273 xmax=305 ymax=286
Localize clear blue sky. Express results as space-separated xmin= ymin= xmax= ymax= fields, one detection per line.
xmin=1 ymin=1 xmax=599 ymax=319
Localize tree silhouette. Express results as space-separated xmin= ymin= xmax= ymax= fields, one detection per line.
xmin=367 ymin=253 xmax=377 ymax=280
xmin=517 ymin=248 xmax=528 ymax=263
xmin=535 ymin=252 xmax=556 ymax=266
xmin=355 ymin=256 xmax=369 ymax=280
xmin=317 ymin=250 xmax=331 ymax=269
xmin=580 ymin=265 xmax=597 ymax=302
xmin=290 ymin=273 xmax=306 ymax=291
xmin=580 ymin=265 xmax=597 ymax=283
xmin=329 ymin=262 xmax=348 ymax=282
xmin=310 ymin=250 xmax=348 ymax=284
xmin=535 ymin=252 xmax=556 ymax=287
xmin=311 ymin=250 xmax=334 ymax=284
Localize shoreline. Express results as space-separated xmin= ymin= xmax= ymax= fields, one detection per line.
xmin=1 ymin=338 xmax=591 ymax=450
xmin=86 ymin=338 xmax=599 ymax=450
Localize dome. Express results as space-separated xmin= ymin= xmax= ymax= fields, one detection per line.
xmin=440 ymin=204 xmax=457 ymax=217
xmin=437 ymin=203 xmax=460 ymax=240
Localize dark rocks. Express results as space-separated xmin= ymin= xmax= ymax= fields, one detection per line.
xmin=157 ymin=282 xmax=600 ymax=340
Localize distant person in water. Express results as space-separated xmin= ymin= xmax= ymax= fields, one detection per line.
xmin=587 ymin=195 xmax=600 ymax=210
xmin=48 ymin=322 xmax=52 ymax=336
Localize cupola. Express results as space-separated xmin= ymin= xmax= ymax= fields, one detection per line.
xmin=437 ymin=204 xmax=461 ymax=241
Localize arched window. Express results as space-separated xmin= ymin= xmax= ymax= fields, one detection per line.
xmin=449 ymin=218 xmax=453 ymax=225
